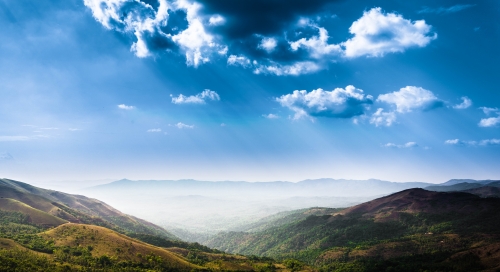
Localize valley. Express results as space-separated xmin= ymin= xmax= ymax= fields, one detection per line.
xmin=1 ymin=178 xmax=500 ymax=271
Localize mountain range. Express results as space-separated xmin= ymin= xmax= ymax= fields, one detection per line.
xmin=2 ymin=178 xmax=500 ymax=271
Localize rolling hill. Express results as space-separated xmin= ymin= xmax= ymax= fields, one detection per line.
xmin=204 ymin=188 xmax=500 ymax=271
xmin=40 ymin=223 xmax=200 ymax=271
xmin=0 ymin=179 xmax=308 ymax=271
xmin=0 ymin=178 xmax=175 ymax=238
xmin=0 ymin=198 xmax=67 ymax=227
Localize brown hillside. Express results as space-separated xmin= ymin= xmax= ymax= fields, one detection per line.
xmin=0 ymin=179 xmax=173 ymax=238
xmin=337 ymin=188 xmax=499 ymax=220
xmin=0 ymin=186 xmax=79 ymax=222
xmin=40 ymin=223 xmax=200 ymax=271
xmin=0 ymin=198 xmax=67 ymax=227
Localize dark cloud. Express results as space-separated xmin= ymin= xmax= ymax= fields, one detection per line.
xmin=142 ymin=31 xmax=178 ymax=52
xmin=198 ymin=0 xmax=339 ymax=39
xmin=162 ymin=9 xmax=188 ymax=36
xmin=228 ymin=36 xmax=310 ymax=63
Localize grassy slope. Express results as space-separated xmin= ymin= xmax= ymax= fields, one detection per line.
xmin=41 ymin=223 xmax=200 ymax=271
xmin=0 ymin=198 xmax=67 ymax=227
xmin=235 ymin=207 xmax=344 ymax=233
xmin=0 ymin=178 xmax=175 ymax=239
xmin=204 ymin=189 xmax=500 ymax=270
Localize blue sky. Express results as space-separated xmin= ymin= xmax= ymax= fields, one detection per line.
xmin=0 ymin=0 xmax=499 ymax=183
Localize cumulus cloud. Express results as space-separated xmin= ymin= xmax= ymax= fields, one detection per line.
xmin=377 ymin=86 xmax=444 ymax=113
xmin=171 ymin=89 xmax=220 ymax=104
xmin=263 ymin=113 xmax=279 ymax=119
xmin=479 ymin=116 xmax=500 ymax=127
xmin=118 ymin=104 xmax=135 ymax=110
xmin=370 ymin=108 xmax=397 ymax=127
xmin=0 ymin=152 xmax=14 ymax=160
xmin=84 ymin=2 xmax=436 ymax=76
xmin=418 ymin=4 xmax=475 ymax=14
xmin=258 ymin=37 xmax=278 ymax=53
xmin=83 ymin=0 xmax=222 ymax=66
xmin=147 ymin=128 xmax=162 ymax=132
xmin=175 ymin=122 xmax=194 ymax=129
xmin=276 ymin=85 xmax=373 ymax=120
xmin=289 ymin=26 xmax=342 ymax=59
xmin=384 ymin=142 xmax=418 ymax=148
xmin=479 ymin=107 xmax=499 ymax=115
xmin=453 ymin=96 xmax=472 ymax=109
xmin=342 ymin=8 xmax=436 ymax=58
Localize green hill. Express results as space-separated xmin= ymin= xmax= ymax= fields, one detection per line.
xmin=204 ymin=189 xmax=500 ymax=271
xmin=0 ymin=179 xmax=297 ymax=271
xmin=0 ymin=178 xmax=175 ymax=239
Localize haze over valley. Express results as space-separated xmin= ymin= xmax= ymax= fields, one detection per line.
xmin=80 ymin=178 xmax=432 ymax=240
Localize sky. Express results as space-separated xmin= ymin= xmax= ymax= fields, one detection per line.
xmin=0 ymin=0 xmax=499 ymax=184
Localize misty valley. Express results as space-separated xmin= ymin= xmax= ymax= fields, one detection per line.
xmin=2 ymin=178 xmax=500 ymax=271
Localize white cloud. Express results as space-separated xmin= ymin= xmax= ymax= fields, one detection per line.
xmin=276 ymin=85 xmax=373 ymax=120
xmin=171 ymin=89 xmax=220 ymax=104
xmin=453 ymin=96 xmax=472 ymax=109
xmin=0 ymin=152 xmax=13 ymax=160
xmin=370 ymin=108 xmax=397 ymax=127
xmin=172 ymin=0 xmax=216 ymax=67
xmin=377 ymin=86 xmax=443 ymax=113
xmin=479 ymin=116 xmax=500 ymax=127
xmin=147 ymin=128 xmax=162 ymax=132
xmin=228 ymin=55 xmax=322 ymax=76
xmin=445 ymin=138 xmax=500 ymax=146
xmin=444 ymin=139 xmax=476 ymax=146
xmin=384 ymin=142 xmax=418 ymax=148
xmin=418 ymin=4 xmax=475 ymax=14
xmin=218 ymin=46 xmax=228 ymax=55
xmin=118 ymin=104 xmax=135 ymax=110
xmin=208 ymin=14 xmax=225 ymax=26
xmin=263 ymin=114 xmax=279 ymax=119
xmin=479 ymin=107 xmax=499 ymax=115
xmin=68 ymin=128 xmax=82 ymax=131
xmin=253 ymin=61 xmax=322 ymax=76
xmin=289 ymin=26 xmax=341 ymax=59
xmin=480 ymin=139 xmax=500 ymax=146
xmin=259 ymin=37 xmax=278 ymax=53
xmin=84 ymin=0 xmax=222 ymax=67
xmin=342 ymin=7 xmax=436 ymax=58
xmin=227 ymin=55 xmax=252 ymax=68
xmin=84 ymin=0 xmax=170 ymax=58
xmin=220 ymin=123 xmax=226 ymax=127
xmin=175 ymin=122 xmax=194 ymax=129
xmin=0 ymin=136 xmax=30 ymax=141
